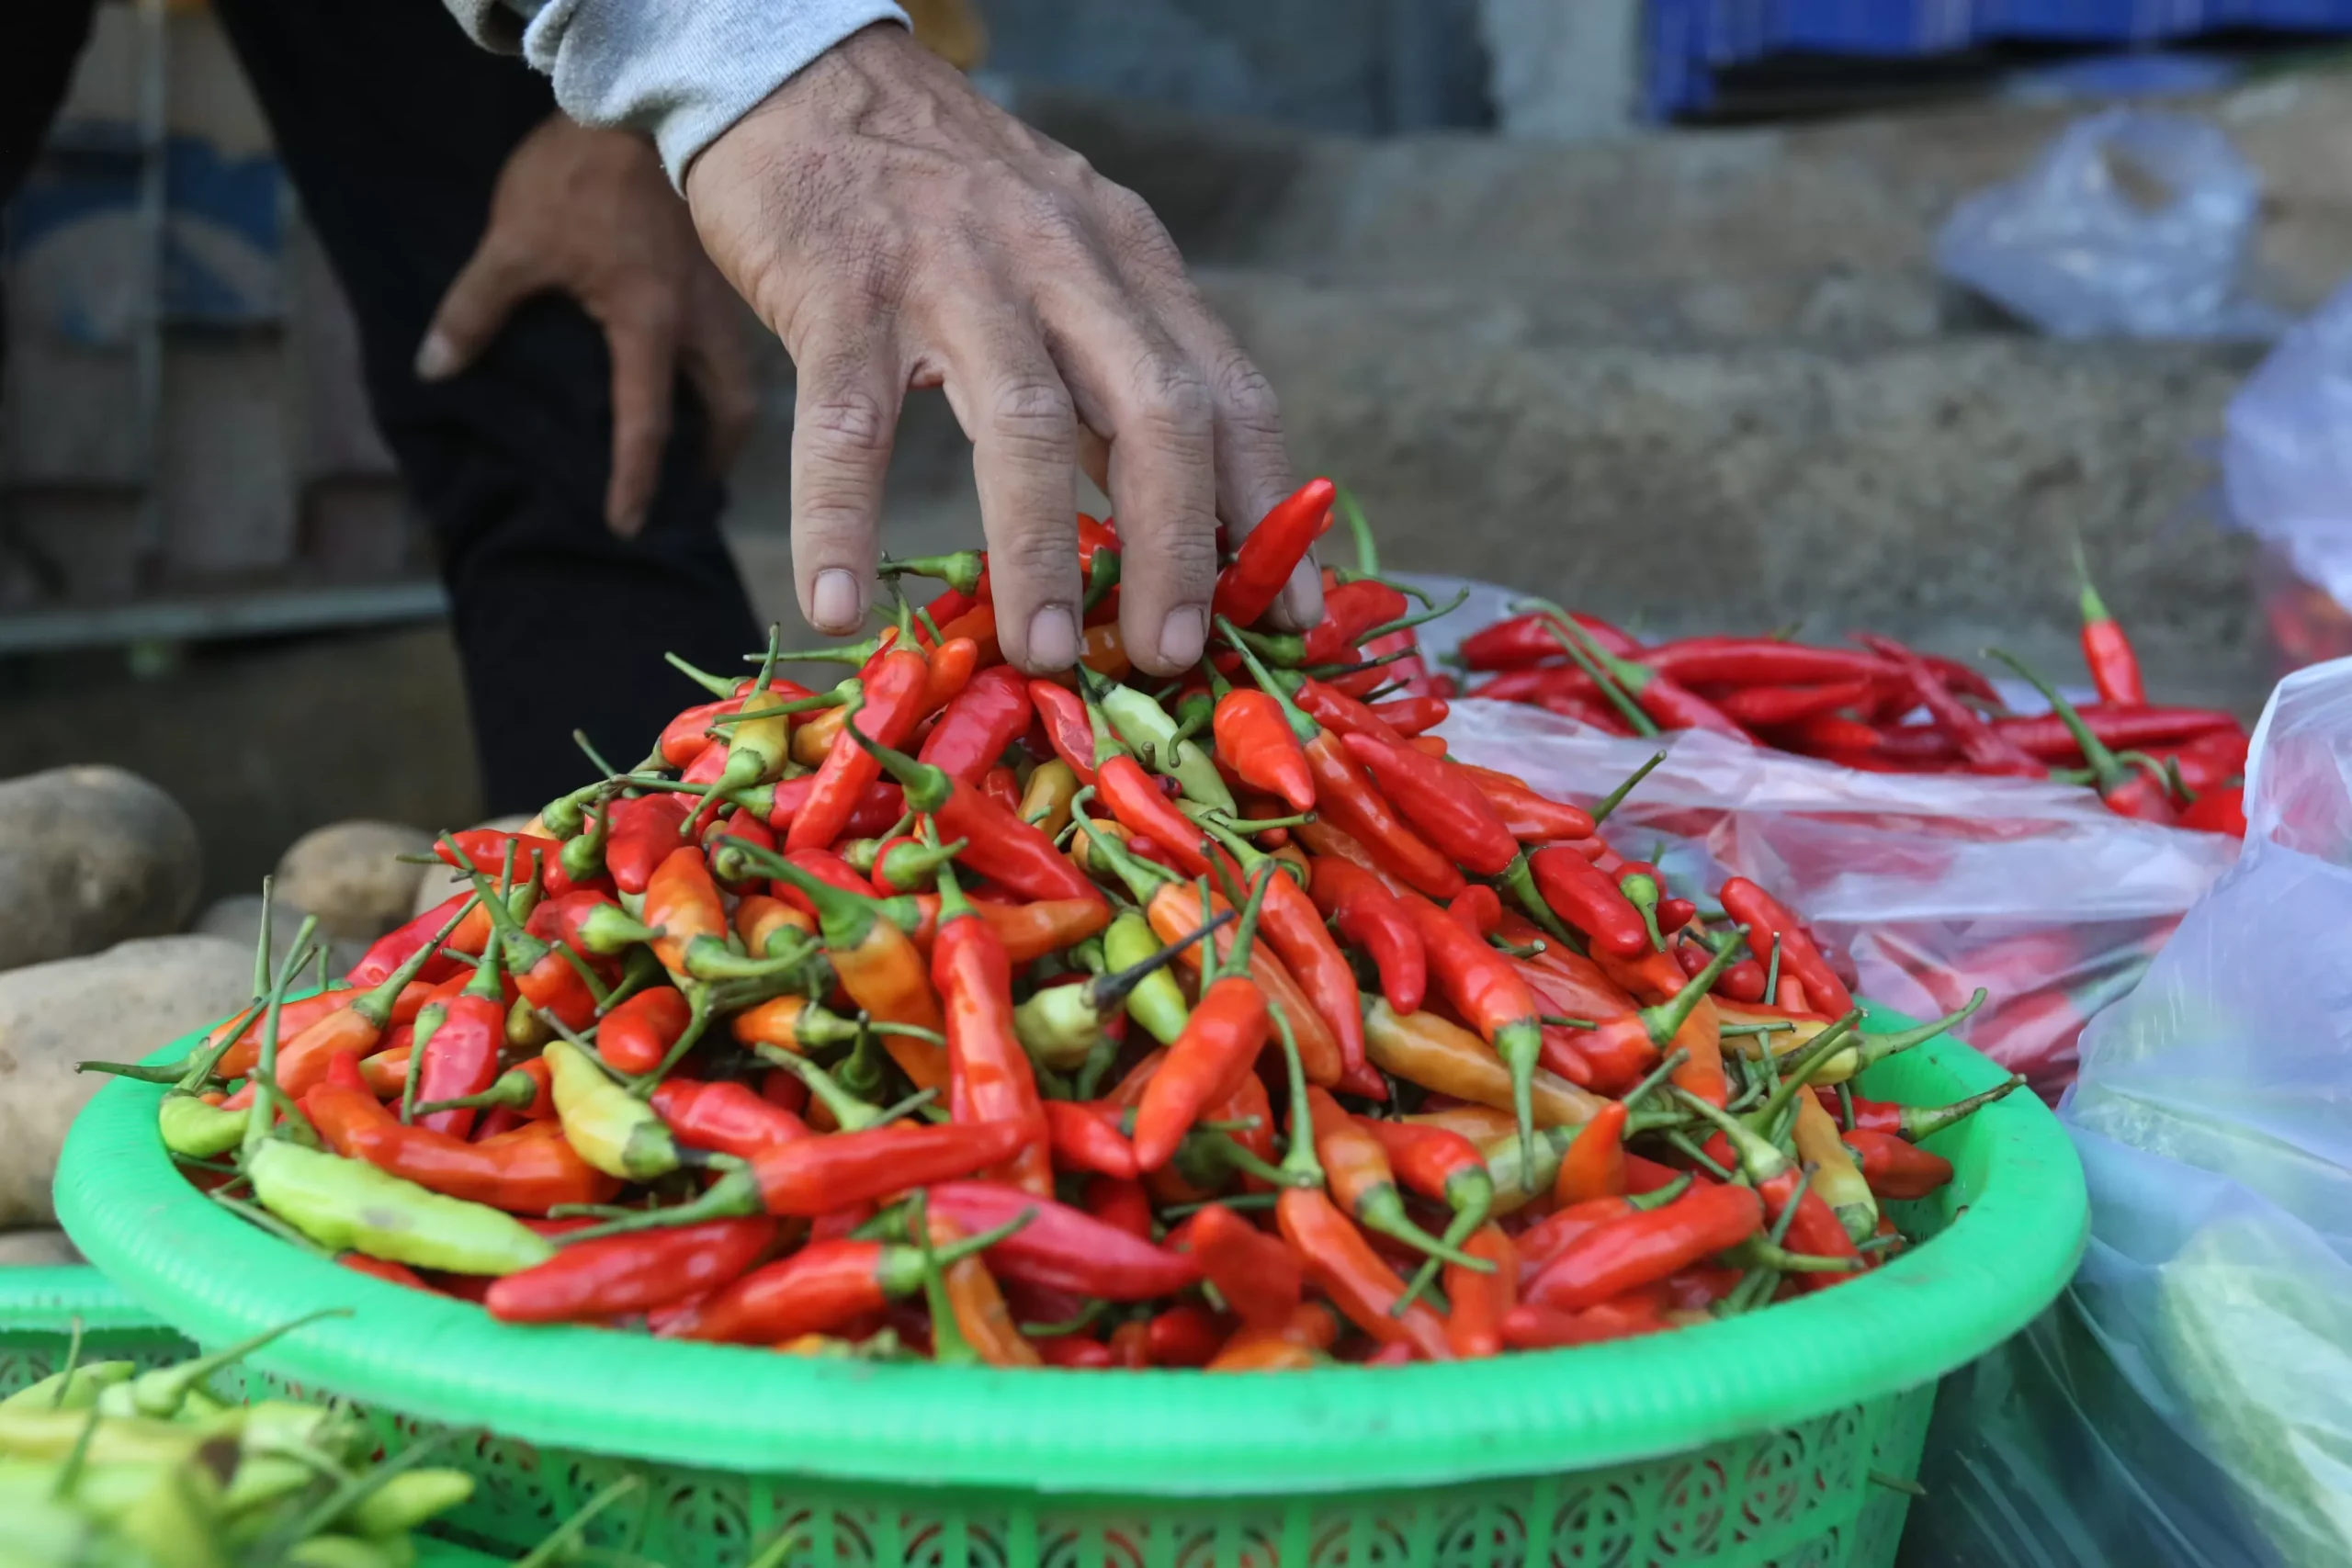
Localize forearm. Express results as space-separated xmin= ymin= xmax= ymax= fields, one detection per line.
xmin=442 ymin=0 xmax=910 ymax=181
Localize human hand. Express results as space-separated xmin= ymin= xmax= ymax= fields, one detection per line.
xmin=416 ymin=116 xmax=755 ymax=537
xmin=682 ymin=23 xmax=1321 ymax=675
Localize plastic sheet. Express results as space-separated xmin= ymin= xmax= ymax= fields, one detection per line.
xmin=1905 ymin=656 xmax=2352 ymax=1568
xmin=1933 ymin=109 xmax=2285 ymax=342
xmin=1409 ymin=578 xmax=2241 ymax=1096
xmin=2226 ymin=281 xmax=2352 ymax=679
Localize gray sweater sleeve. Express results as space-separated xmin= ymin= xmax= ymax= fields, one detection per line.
xmin=441 ymin=0 xmax=911 ymax=183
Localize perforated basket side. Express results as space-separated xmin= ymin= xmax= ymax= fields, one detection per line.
xmin=56 ymin=1007 xmax=2084 ymax=1508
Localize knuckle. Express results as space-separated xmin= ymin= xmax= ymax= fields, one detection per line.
xmin=1097 ymin=182 xmax=1179 ymax=264
xmin=1214 ymin=354 xmax=1283 ymax=435
xmin=798 ymin=389 xmax=894 ymax=457
xmin=989 ymin=376 xmax=1075 ymax=444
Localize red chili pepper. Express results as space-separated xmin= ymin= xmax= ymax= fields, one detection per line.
xmin=1855 ymin=635 xmax=2042 ymax=778
xmin=486 ymin=1219 xmax=778 ymax=1324
xmin=1143 ymin=1304 xmax=1227 ymax=1369
xmin=345 ymin=893 xmax=473 ymax=990
xmin=1302 ymin=580 xmax=1411 ymax=665
xmin=671 ymin=1217 xmax=1020 ymax=1345
xmin=1214 ymin=686 xmax=1317 ymax=813
xmin=931 ymin=861 xmax=1053 ymax=1197
xmin=1554 ymin=1100 xmax=1626 ymax=1207
xmin=1461 ymin=611 xmax=1641 ymax=670
xmin=1276 ymin=1186 xmax=1452 ymax=1361
xmin=1638 ymin=639 xmax=1896 ymax=689
xmin=1453 ymin=764 xmax=1598 ymax=842
xmin=1578 ymin=932 xmax=1747 ymax=1106
xmin=1821 ymin=1075 xmax=2022 ymax=1142
xmin=1992 ymin=705 xmax=2240 ymax=761
xmin=412 ymin=931 xmax=507 ymax=1136
xmin=1351 ymin=1117 xmax=1495 ymax=1245
xmin=1530 ymin=846 xmax=1650 ymax=957
xmin=1842 ymin=1128 xmax=1956 ymax=1201
xmin=1288 ymin=674 xmax=1416 ymax=747
xmin=1041 ymin=1100 xmax=1138 ymax=1179
xmin=2073 ymin=549 xmax=2145 ymax=707
xmin=2177 ymin=783 xmax=2245 ymax=836
xmin=1716 ymin=678 xmax=1880 ymax=729
xmin=1340 ymin=730 xmax=1520 ymax=876
xmin=1522 ymin=1182 xmax=1763 ymax=1313
xmin=1132 ymin=871 xmax=1275 ymax=1172
xmin=338 ymin=1254 xmax=429 ymax=1292
xmin=1544 ymin=616 xmax=1750 ymax=739
xmin=306 ymin=1080 xmax=621 ymax=1214
xmin=1443 ymin=1224 xmax=1519 ymax=1360
xmin=1986 ymin=649 xmax=2177 ymax=824
xmin=1036 ymin=1337 xmax=1114 ymax=1369
xmin=787 ymin=649 xmax=932 ymax=853
xmin=1499 ymin=1295 xmax=1667 ymax=1349
xmin=598 ymin=987 xmax=695 ymax=1077
xmin=1679 ymin=1092 xmax=1861 ymax=1289
xmin=1221 ymin=640 xmax=1464 ymax=899
xmin=1367 ymin=694 xmax=1449 ymax=736
xmin=1182 ymin=1201 xmax=1304 ymax=1331
xmin=603 ymin=794 xmax=695 ymax=895
xmin=1398 ymin=893 xmax=1546 ymax=1160
xmin=1718 ymin=877 xmax=1855 ymax=1018
xmin=1448 ymin=883 xmax=1503 ymax=937
xmin=924 ymin=1181 xmax=1200 ymax=1300
xmin=1307 ymin=857 xmax=1427 ymax=1014
xmin=843 ymin=721 xmax=1107 ymax=908
xmin=2168 ymin=728 xmax=2250 ymax=792
xmin=1083 ymin=1174 xmax=1156 ymax=1242
xmin=1212 ymin=477 xmax=1335 ymax=627
xmin=650 ymin=1076 xmax=810 ymax=1158
xmin=911 ymin=664 xmax=1030 ymax=785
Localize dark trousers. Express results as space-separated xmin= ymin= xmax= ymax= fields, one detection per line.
xmin=6 ymin=0 xmax=761 ymax=817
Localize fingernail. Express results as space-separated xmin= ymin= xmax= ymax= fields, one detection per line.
xmin=1281 ymin=560 xmax=1326 ymax=626
xmin=413 ymin=332 xmax=458 ymax=381
xmin=1159 ymin=606 xmax=1206 ymax=668
xmin=1027 ymin=605 xmax=1079 ymax=670
xmin=611 ymin=505 xmax=648 ymax=539
xmin=811 ymin=569 xmax=863 ymax=633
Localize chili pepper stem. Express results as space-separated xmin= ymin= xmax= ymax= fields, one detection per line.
xmin=1589 ymin=750 xmax=1668 ymax=826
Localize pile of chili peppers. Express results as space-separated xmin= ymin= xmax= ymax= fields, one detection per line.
xmin=93 ymin=477 xmax=2026 ymax=1369
xmin=1450 ymin=551 xmax=2249 ymax=836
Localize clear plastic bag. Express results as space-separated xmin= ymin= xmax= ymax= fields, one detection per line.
xmin=1904 ymin=658 xmax=2352 ymax=1568
xmin=1934 ymin=108 xmax=2286 ymax=341
xmin=1406 ymin=574 xmax=2243 ymax=1096
xmin=2226 ymin=281 xmax=2352 ymax=678
xmin=1437 ymin=700 xmax=2237 ymax=1097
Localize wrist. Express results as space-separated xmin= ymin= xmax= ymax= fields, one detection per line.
xmin=514 ymin=0 xmax=911 ymax=185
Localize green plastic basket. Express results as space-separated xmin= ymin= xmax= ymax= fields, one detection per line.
xmin=0 ymin=1267 xmax=502 ymax=1567
xmin=51 ymin=1010 xmax=2086 ymax=1568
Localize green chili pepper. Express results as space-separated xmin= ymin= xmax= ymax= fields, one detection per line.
xmin=0 ymin=1364 xmax=136 ymax=1416
xmin=96 ymin=1311 xmax=346 ymax=1422
xmin=156 ymin=1097 xmax=251 ymax=1162
xmin=543 ymin=1038 xmax=680 ymax=1180
xmin=1102 ymin=909 xmax=1192 ymax=1045
xmin=1094 ymin=677 xmax=1238 ymax=814
xmin=245 ymin=1142 xmax=554 ymax=1276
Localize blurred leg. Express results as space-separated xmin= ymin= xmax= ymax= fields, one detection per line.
xmin=209 ymin=0 xmax=761 ymax=815
xmin=0 ymin=0 xmax=100 ymax=382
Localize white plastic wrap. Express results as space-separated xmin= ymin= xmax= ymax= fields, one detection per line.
xmin=2226 ymin=280 xmax=2352 ymax=678
xmin=1905 ymin=658 xmax=2352 ymax=1568
xmin=1933 ymin=109 xmax=2285 ymax=342
xmin=1434 ymin=691 xmax=2240 ymax=1097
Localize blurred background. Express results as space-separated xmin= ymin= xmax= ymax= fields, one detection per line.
xmin=9 ymin=0 xmax=2352 ymax=900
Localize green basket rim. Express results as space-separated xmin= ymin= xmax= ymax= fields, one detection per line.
xmin=55 ymin=1010 xmax=2085 ymax=1497
xmin=0 ymin=1265 xmax=157 ymax=1336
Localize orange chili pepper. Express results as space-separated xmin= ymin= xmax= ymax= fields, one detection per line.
xmin=757 ymin=850 xmax=947 ymax=1090
xmin=1445 ymin=1224 xmax=1519 ymax=1359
